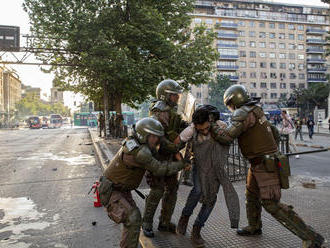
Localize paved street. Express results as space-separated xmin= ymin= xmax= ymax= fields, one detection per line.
xmin=0 ymin=127 xmax=121 ymax=248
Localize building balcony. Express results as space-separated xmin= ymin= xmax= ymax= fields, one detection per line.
xmin=307 ymin=78 xmax=328 ymax=83
xmin=306 ymin=39 xmax=326 ymax=44
xmin=307 ymin=68 xmax=327 ymax=73
xmin=219 ymin=55 xmax=239 ymax=60
xmin=217 ymin=33 xmax=238 ymax=39
xmin=228 ymin=75 xmax=239 ymax=81
xmin=306 ymin=48 xmax=325 ymax=54
xmin=217 ymin=43 xmax=238 ymax=48
xmin=215 ymin=22 xmax=238 ymax=29
xmin=217 ymin=65 xmax=239 ymax=71
xmin=307 ymin=58 xmax=327 ymax=64
xmin=306 ymin=28 xmax=327 ymax=35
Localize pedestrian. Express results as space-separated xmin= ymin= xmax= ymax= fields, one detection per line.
xmin=281 ymin=110 xmax=300 ymax=159
xmin=109 ymin=113 xmax=115 ymax=137
xmin=98 ymin=113 xmax=105 ymax=137
xmin=142 ymin=79 xmax=188 ymax=237
xmin=100 ymin=117 xmax=189 ymax=248
xmin=294 ymin=117 xmax=303 ymax=141
xmin=328 ymin=118 xmax=330 ymax=133
xmin=212 ymin=85 xmax=324 ymax=248
xmin=306 ymin=118 xmax=315 ymax=139
xmin=176 ymin=105 xmax=240 ymax=247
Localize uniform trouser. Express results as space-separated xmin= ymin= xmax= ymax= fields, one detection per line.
xmin=142 ymin=173 xmax=179 ymax=229
xmin=246 ymin=164 xmax=319 ymax=242
xmin=182 ymin=165 xmax=216 ymax=227
xmin=106 ymin=191 xmax=141 ymax=248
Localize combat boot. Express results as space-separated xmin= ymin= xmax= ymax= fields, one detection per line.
xmin=158 ymin=222 xmax=177 ymax=233
xmin=177 ymin=215 xmax=190 ymax=235
xmin=302 ymin=232 xmax=325 ymax=248
xmin=191 ymin=225 xmax=205 ymax=247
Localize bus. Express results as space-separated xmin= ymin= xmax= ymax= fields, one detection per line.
xmin=28 ymin=116 xmax=42 ymax=129
xmin=49 ymin=114 xmax=63 ymax=128
xmin=74 ymin=112 xmax=97 ymax=126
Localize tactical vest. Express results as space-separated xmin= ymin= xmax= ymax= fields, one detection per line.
xmin=238 ymin=106 xmax=278 ymax=159
xmin=104 ymin=146 xmax=146 ymax=191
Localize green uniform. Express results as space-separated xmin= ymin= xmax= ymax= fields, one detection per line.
xmin=104 ymin=136 xmax=186 ymax=248
xmin=212 ymin=105 xmax=324 ymax=247
xmin=98 ymin=114 xmax=105 ymax=137
xmin=142 ymin=100 xmax=187 ymax=231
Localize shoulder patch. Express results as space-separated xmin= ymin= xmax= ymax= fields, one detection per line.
xmin=232 ymin=106 xmax=253 ymax=121
xmin=125 ymin=139 xmax=140 ymax=152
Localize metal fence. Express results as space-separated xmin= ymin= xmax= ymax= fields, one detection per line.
xmin=226 ymin=134 xmax=289 ymax=182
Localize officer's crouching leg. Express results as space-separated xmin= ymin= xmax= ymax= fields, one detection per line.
xmin=262 ymin=199 xmax=324 ymax=247
xmin=121 ymin=207 xmax=142 ymax=248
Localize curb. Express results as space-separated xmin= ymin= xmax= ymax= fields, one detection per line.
xmin=296 ymin=143 xmax=330 ymax=150
xmin=88 ymin=128 xmax=109 ymax=172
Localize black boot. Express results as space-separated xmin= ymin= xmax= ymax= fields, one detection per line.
xmin=142 ymin=226 xmax=155 ymax=238
xmin=158 ymin=222 xmax=176 ymax=233
xmin=191 ymin=225 xmax=205 ymax=247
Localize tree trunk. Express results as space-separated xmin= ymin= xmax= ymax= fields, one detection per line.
xmin=103 ymin=81 xmax=110 ymax=138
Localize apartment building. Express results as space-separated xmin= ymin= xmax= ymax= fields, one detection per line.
xmin=3 ymin=69 xmax=22 ymax=112
xmin=191 ymin=0 xmax=329 ymax=104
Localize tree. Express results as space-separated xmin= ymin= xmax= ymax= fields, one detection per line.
xmin=208 ymin=75 xmax=232 ymax=112
xmin=23 ymin=0 xmax=218 ymax=114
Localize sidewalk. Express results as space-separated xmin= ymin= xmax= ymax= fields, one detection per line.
xmin=293 ymin=131 xmax=330 ymax=150
xmin=88 ymin=128 xmax=330 ymax=248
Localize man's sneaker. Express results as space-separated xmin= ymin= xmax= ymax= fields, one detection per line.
xmin=237 ymin=226 xmax=262 ymax=236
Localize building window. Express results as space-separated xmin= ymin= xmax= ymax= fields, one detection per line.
xmin=299 ymin=83 xmax=305 ymax=89
xmin=290 ymin=83 xmax=296 ymax=89
xmin=194 ymin=18 xmax=202 ymax=23
xmin=240 ymin=51 xmax=246 ymax=57
xmin=289 ymin=63 xmax=296 ymax=69
xmin=269 ymin=53 xmax=276 ymax=58
xmin=279 ymin=33 xmax=285 ymax=39
xmin=250 ymin=82 xmax=257 ymax=89
xmin=250 ymin=41 xmax=256 ymax=47
xmin=250 ymin=72 xmax=257 ymax=78
xmin=250 ymin=92 xmax=257 ymax=97
xmin=290 ymin=73 xmax=297 ymax=79
xmin=280 ymin=63 xmax=286 ymax=69
xmin=289 ymin=53 xmax=295 ymax=59
xmin=261 ymin=93 xmax=267 ymax=99
xmin=298 ymin=63 xmax=304 ymax=70
xmin=260 ymin=72 xmax=267 ymax=79
xmin=280 ymin=73 xmax=286 ymax=79
xmin=196 ymin=92 xmax=202 ymax=98
xmin=250 ymin=62 xmax=256 ymax=68
xmin=279 ymin=53 xmax=286 ymax=59
xmin=298 ymin=25 xmax=304 ymax=31
xmin=289 ymin=34 xmax=295 ymax=40
xmin=259 ymin=52 xmax=266 ymax=58
xmin=270 ymin=83 xmax=277 ymax=89
xmin=239 ymin=41 xmax=246 ymax=47
xmin=240 ymin=61 xmax=246 ymax=68
xmin=240 ymin=72 xmax=247 ymax=78
xmin=280 ymin=93 xmax=287 ymax=98
xmin=239 ymin=31 xmax=245 ymax=37
xmin=270 ymin=62 xmax=277 ymax=69
xmin=289 ymin=44 xmax=295 ymax=50
xmin=269 ymin=33 xmax=276 ymax=39
xmin=259 ymin=42 xmax=266 ymax=48
xmin=279 ymin=23 xmax=285 ymax=29
xmin=297 ymin=44 xmax=304 ymax=50
xmin=205 ymin=19 xmax=213 ymax=24
xmin=269 ymin=42 xmax=276 ymax=49
xmin=238 ymin=21 xmax=245 ymax=26
xmin=260 ymin=62 xmax=267 ymax=68
xmin=269 ymin=23 xmax=275 ymax=29
xmin=299 ymin=73 xmax=305 ymax=79
xmin=298 ymin=34 xmax=304 ymax=41
xmin=271 ymin=93 xmax=278 ymax=99
xmin=298 ymin=54 xmax=304 ymax=60
xmin=250 ymin=51 xmax=256 ymax=58
xmin=249 ymin=21 xmax=255 ymax=27
xmin=279 ymin=43 xmax=286 ymax=49
xmin=280 ymin=83 xmax=286 ymax=89
xmin=260 ymin=82 xmax=267 ymax=88
xmin=288 ymin=24 xmax=295 ymax=30
xmin=249 ymin=31 xmax=256 ymax=37
xmin=259 ymin=22 xmax=265 ymax=28
xmin=259 ymin=32 xmax=266 ymax=38
xmin=270 ymin=73 xmax=277 ymax=79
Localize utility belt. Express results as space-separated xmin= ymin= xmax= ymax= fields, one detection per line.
xmin=249 ymin=152 xmax=291 ymax=189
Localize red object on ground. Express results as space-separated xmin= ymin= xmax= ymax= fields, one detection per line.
xmin=92 ymin=181 xmax=102 ymax=207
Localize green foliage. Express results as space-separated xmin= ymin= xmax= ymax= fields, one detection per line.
xmin=208 ymin=75 xmax=233 ymax=112
xmin=23 ymin=0 xmax=218 ymax=111
xmin=16 ymin=93 xmax=70 ymax=118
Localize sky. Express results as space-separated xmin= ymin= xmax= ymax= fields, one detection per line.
xmin=0 ymin=0 xmax=328 ymax=108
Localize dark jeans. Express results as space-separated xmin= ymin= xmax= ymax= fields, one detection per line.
xmin=308 ymin=126 xmax=314 ymax=139
xmin=182 ymin=165 xmax=216 ymax=227
xmin=295 ymin=128 xmax=303 ymax=141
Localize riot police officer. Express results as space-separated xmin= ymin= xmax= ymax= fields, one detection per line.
xmin=211 ymin=85 xmax=324 ymax=248
xmin=102 ymin=117 xmax=189 ymax=248
xmin=98 ymin=112 xmax=105 ymax=137
xmin=142 ymin=79 xmax=188 ymax=237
